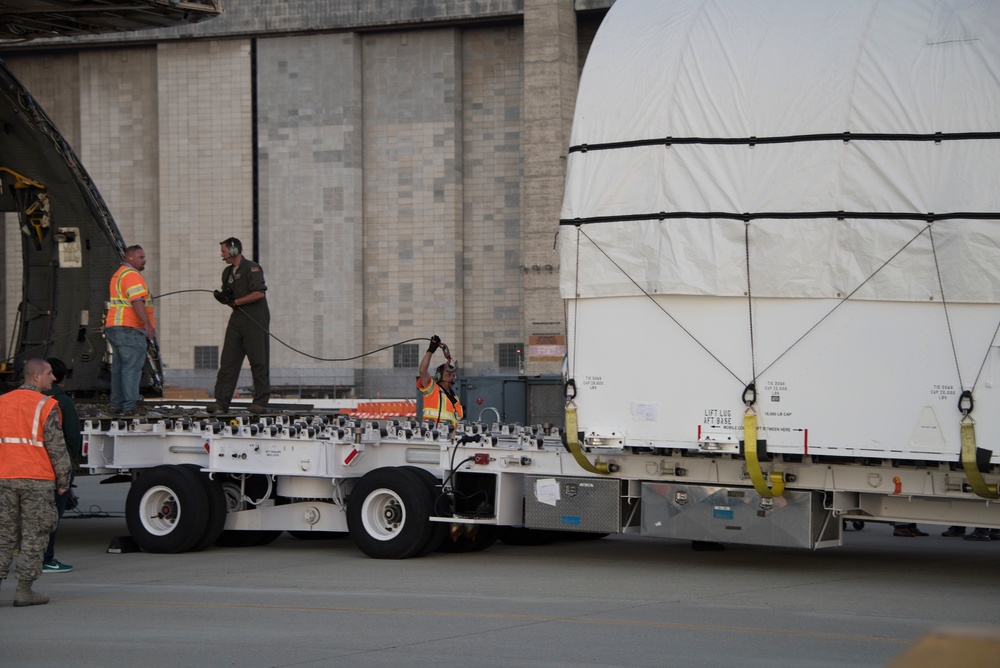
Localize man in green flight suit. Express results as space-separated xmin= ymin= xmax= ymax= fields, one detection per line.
xmin=208 ymin=237 xmax=270 ymax=415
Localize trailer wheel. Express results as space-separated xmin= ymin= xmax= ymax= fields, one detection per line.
xmin=182 ymin=465 xmax=227 ymax=552
xmin=213 ymin=475 xmax=281 ymax=548
xmin=253 ymin=530 xmax=283 ymax=546
xmin=287 ymin=531 xmax=348 ymax=540
xmin=347 ymin=468 xmax=436 ymax=559
xmin=215 ymin=530 xmax=282 ymax=548
xmin=125 ymin=465 xmax=210 ymax=553
xmin=852 ymin=521 xmax=865 ymax=531
xmin=401 ymin=467 xmax=448 ymax=557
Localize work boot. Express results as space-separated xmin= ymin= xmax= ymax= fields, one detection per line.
xmin=964 ymin=528 xmax=991 ymax=542
xmin=248 ymin=403 xmax=267 ymax=415
xmin=206 ymin=402 xmax=227 ymax=415
xmin=941 ymin=526 xmax=966 ymax=537
xmin=13 ymin=580 xmax=49 ymax=607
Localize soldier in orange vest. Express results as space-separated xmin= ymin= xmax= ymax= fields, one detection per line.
xmin=0 ymin=358 xmax=73 ymax=607
xmin=417 ymin=335 xmax=464 ymax=427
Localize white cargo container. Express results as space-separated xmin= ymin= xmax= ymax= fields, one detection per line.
xmin=559 ymin=0 xmax=1000 ymax=487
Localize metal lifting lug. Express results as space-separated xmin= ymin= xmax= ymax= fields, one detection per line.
xmin=742 ymin=382 xmax=756 ymax=406
xmin=958 ymin=390 xmax=974 ymax=417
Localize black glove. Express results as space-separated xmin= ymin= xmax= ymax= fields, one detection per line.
xmin=428 ymin=335 xmax=441 ymax=354
xmin=214 ymin=290 xmax=235 ymax=306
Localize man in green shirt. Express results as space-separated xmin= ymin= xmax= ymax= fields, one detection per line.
xmin=42 ymin=358 xmax=80 ymax=574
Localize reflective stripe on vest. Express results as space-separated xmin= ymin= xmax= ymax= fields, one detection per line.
xmin=0 ymin=390 xmax=57 ymax=480
xmin=107 ymin=265 xmax=152 ymax=328
xmin=419 ymin=383 xmax=463 ymax=426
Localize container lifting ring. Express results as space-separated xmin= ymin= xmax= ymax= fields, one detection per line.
xmin=742 ymin=382 xmax=756 ymax=407
xmin=958 ymin=389 xmax=973 ymax=419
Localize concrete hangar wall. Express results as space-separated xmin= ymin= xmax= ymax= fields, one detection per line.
xmin=0 ymin=0 xmax=611 ymax=399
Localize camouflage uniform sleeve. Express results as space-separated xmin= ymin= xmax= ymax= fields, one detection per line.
xmin=43 ymin=408 xmax=72 ymax=489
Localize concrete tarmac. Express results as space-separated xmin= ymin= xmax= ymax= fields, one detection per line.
xmin=2 ymin=475 xmax=999 ymax=667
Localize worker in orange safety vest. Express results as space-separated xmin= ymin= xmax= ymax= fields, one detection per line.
xmin=417 ymin=335 xmax=464 ymax=427
xmin=104 ymin=244 xmax=156 ymax=414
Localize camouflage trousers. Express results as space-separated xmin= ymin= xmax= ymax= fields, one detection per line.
xmin=0 ymin=485 xmax=58 ymax=584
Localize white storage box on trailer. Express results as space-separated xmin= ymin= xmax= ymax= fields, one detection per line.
xmin=559 ymin=0 xmax=1000 ymax=465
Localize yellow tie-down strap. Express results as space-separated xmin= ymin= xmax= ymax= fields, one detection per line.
xmin=744 ymin=411 xmax=785 ymax=498
xmin=565 ymin=406 xmax=611 ymax=475
xmin=960 ymin=419 xmax=999 ymax=500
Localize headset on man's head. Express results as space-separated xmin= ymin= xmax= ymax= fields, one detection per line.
xmin=434 ymin=360 xmax=458 ymax=384
xmin=221 ymin=237 xmax=242 ymax=258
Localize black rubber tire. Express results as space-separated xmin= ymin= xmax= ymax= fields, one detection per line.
xmin=852 ymin=521 xmax=866 ymax=531
xmin=437 ymin=524 xmax=499 ymax=553
xmin=125 ymin=465 xmax=211 ymax=553
xmin=497 ymin=526 xmax=558 ymax=546
xmin=402 ymin=466 xmax=448 ymax=556
xmin=346 ymin=468 xmax=436 ymax=559
xmin=214 ymin=531 xmax=257 ymax=548
xmin=215 ymin=530 xmax=283 ymax=548
xmin=287 ymin=531 xmax=348 ymax=540
xmin=182 ymin=465 xmax=228 ymax=552
xmin=253 ymin=530 xmax=283 ymax=546
xmin=213 ymin=474 xmax=279 ymax=548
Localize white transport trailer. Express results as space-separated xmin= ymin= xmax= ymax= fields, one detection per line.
xmin=83 ymin=414 xmax=531 ymax=557
xmin=81 ymin=401 xmax=998 ymax=558
xmin=84 ymin=0 xmax=1000 ymax=558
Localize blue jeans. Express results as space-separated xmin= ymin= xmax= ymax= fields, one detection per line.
xmin=106 ymin=326 xmax=147 ymax=411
